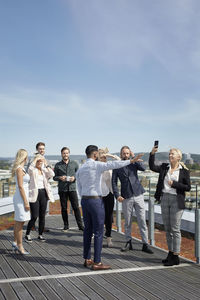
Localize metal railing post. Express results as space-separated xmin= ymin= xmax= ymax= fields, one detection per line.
xmin=195 ymin=185 xmax=200 ymax=264
xmin=116 ymin=199 xmax=122 ymax=233
xmin=148 ymin=180 xmax=155 ymax=246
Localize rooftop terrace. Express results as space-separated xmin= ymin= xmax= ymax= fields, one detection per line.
xmin=0 ymin=215 xmax=200 ymax=300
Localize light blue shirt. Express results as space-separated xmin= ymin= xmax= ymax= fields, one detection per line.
xmin=76 ymin=158 xmax=131 ymax=197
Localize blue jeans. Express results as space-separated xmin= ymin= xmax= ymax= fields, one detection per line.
xmin=81 ymin=197 xmax=105 ymax=263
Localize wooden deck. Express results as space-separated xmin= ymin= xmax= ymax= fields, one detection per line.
xmin=0 ymin=215 xmax=200 ymax=300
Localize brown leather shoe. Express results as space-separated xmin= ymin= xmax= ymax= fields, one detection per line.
xmin=84 ymin=259 xmax=94 ymax=268
xmin=91 ymin=262 xmax=111 ymax=271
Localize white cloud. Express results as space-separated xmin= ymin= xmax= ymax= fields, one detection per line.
xmin=67 ymin=0 xmax=200 ymax=76
xmin=1 ymin=87 xmax=200 ymax=130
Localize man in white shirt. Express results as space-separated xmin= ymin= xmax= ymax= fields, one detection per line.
xmin=76 ymin=145 xmax=143 ymax=271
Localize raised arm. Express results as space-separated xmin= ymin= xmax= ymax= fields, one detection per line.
xmin=42 ymin=165 xmax=55 ymax=179
xmin=149 ymin=147 xmax=162 ymax=173
xmin=98 ymin=153 xmax=144 ymax=173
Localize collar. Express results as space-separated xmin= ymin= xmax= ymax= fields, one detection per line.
xmin=61 ymin=159 xmax=70 ymax=164
xmin=169 ymin=164 xmax=182 ymax=171
xmin=87 ymin=158 xmax=95 ymax=162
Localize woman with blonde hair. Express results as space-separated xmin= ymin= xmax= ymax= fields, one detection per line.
xmin=149 ymin=146 xmax=191 ymax=266
xmin=25 ymin=154 xmax=55 ymax=242
xmin=98 ymin=148 xmax=120 ymax=247
xmin=12 ymin=149 xmax=30 ymax=254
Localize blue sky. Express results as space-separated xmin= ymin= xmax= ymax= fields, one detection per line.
xmin=0 ymin=0 xmax=200 ymax=157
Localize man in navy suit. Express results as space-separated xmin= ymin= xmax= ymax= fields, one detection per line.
xmin=112 ymin=146 xmax=153 ymax=253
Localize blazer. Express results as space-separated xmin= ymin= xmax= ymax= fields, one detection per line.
xmin=149 ymin=153 xmax=191 ymax=209
xmin=112 ymin=162 xmax=145 ymax=199
xmin=28 ymin=165 xmax=55 ymax=203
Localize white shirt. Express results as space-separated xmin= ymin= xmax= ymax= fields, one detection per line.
xmin=38 ymin=174 xmax=44 ymax=189
xmin=101 ymin=170 xmax=113 ymax=197
xmin=162 ymin=164 xmax=182 ymax=195
xmin=76 ymin=158 xmax=131 ymax=197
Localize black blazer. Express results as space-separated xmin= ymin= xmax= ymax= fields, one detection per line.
xmin=149 ymin=153 xmax=191 ymax=209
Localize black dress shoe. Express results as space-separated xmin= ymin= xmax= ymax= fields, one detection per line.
xmin=164 ymin=254 xmax=180 ymax=266
xmin=121 ymin=240 xmax=133 ymax=252
xmin=162 ymin=251 xmax=173 ymax=264
xmin=142 ymin=244 xmax=153 ymax=254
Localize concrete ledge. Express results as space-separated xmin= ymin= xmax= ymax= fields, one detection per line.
xmin=0 ymin=192 xmax=196 ymax=233
xmin=0 ymin=188 xmax=59 ymax=216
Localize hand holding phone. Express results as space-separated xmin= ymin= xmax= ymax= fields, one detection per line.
xmin=154 ymin=140 xmax=159 ymax=148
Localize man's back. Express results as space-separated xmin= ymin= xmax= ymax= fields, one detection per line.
xmin=77 ymin=158 xmax=131 ymax=197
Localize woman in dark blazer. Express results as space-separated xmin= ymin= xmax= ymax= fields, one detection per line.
xmin=149 ymin=147 xmax=191 ymax=266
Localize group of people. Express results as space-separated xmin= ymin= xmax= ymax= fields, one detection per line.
xmin=11 ymin=142 xmax=191 ymax=271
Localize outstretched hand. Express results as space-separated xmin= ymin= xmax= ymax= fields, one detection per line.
xmin=130 ymin=153 xmax=144 ymax=164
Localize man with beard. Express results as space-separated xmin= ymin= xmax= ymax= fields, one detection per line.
xmin=112 ymin=146 xmax=153 ymax=254
xmin=53 ymin=147 xmax=84 ymax=231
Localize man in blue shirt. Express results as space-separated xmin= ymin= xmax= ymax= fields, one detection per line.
xmin=112 ymin=146 xmax=153 ymax=254
xmin=76 ymin=145 xmax=144 ymax=270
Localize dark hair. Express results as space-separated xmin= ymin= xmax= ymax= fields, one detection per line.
xmin=61 ymin=147 xmax=70 ymax=153
xmin=120 ymin=145 xmax=130 ymax=157
xmin=85 ymin=145 xmax=98 ymax=157
xmin=36 ymin=142 xmax=45 ymax=150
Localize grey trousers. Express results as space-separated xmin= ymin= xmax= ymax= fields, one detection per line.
xmin=161 ymin=193 xmax=184 ymax=253
xmin=122 ymin=194 xmax=148 ymax=244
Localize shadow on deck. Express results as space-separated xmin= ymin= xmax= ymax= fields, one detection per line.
xmin=0 ymin=215 xmax=200 ymax=300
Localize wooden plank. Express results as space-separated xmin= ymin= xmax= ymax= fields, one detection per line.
xmin=0 ymin=289 xmax=5 ymax=300
xmin=22 ymin=281 xmax=48 ymax=300
xmin=57 ymin=278 xmax=90 ymax=300
xmin=73 ymin=276 xmax=119 ymax=300
xmin=32 ymin=280 xmax=62 ymax=300
xmin=101 ymin=273 xmax=160 ymax=300
xmin=45 ymin=279 xmax=75 ymax=300
xmin=67 ymin=277 xmax=105 ymax=300
xmin=145 ymin=267 xmax=200 ymax=300
xmin=121 ymin=271 xmax=190 ymax=300
xmin=3 ymin=235 xmax=70 ymax=300
xmin=11 ymin=282 xmax=33 ymax=300
xmin=90 ymin=274 xmax=135 ymax=300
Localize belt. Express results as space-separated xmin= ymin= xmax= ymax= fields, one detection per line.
xmin=82 ymin=196 xmax=102 ymax=199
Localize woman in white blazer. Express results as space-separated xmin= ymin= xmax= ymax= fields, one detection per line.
xmin=25 ymin=154 xmax=55 ymax=242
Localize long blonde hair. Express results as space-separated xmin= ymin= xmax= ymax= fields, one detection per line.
xmin=11 ymin=149 xmax=28 ymax=177
xmin=170 ymin=148 xmax=189 ymax=170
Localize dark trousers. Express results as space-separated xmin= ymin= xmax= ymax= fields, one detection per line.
xmin=59 ymin=191 xmax=83 ymax=229
xmin=81 ymin=197 xmax=105 ymax=263
xmin=26 ymin=189 xmax=48 ymax=235
xmin=103 ymin=192 xmax=114 ymax=237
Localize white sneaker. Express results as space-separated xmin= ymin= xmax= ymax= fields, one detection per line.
xmin=25 ymin=235 xmax=32 ymax=243
xmin=107 ymin=237 xmax=113 ymax=247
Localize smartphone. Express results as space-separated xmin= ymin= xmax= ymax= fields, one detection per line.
xmin=154 ymin=140 xmax=159 ymax=148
